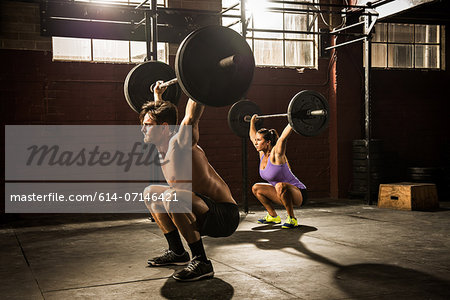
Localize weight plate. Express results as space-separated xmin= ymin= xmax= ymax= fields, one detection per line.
xmin=175 ymin=25 xmax=255 ymax=107
xmin=353 ymin=172 xmax=383 ymax=180
xmin=228 ymin=100 xmax=263 ymax=138
xmin=407 ymin=167 xmax=440 ymax=175
xmin=353 ymin=165 xmax=382 ymax=173
xmin=352 ymin=139 xmax=383 ymax=147
xmin=353 ymin=153 xmax=382 ymax=160
xmin=352 ymin=159 xmax=382 ymax=167
xmin=124 ymin=61 xmax=181 ymax=113
xmin=287 ymin=90 xmax=329 ymax=136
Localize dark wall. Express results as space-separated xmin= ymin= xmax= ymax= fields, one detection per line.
xmin=334 ymin=42 xmax=365 ymax=198
xmin=371 ymin=66 xmax=450 ymax=176
xmin=335 ymin=26 xmax=450 ymax=195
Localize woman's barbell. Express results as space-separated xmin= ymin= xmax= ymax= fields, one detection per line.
xmin=124 ymin=26 xmax=255 ymax=113
xmin=227 ymin=90 xmax=330 ymax=138
xmin=243 ymin=109 xmax=327 ymax=122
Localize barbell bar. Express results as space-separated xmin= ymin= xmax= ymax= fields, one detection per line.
xmin=149 ymin=55 xmax=242 ymax=93
xmin=243 ymin=109 xmax=327 ymax=122
xmin=228 ymin=90 xmax=330 ymax=138
xmin=124 ymin=26 xmax=255 ymax=113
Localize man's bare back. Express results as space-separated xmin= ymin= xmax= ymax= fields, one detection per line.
xmin=159 ymin=112 xmax=236 ymax=206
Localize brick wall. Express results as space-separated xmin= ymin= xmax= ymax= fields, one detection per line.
xmin=0 ymin=1 xmax=52 ymax=51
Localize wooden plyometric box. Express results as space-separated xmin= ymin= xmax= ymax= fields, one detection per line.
xmin=378 ymin=182 xmax=439 ymax=211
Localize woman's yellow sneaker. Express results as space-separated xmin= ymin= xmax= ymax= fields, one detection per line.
xmin=257 ymin=213 xmax=281 ymax=224
xmin=281 ymin=216 xmax=298 ymax=228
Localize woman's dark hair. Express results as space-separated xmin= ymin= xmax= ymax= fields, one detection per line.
xmin=257 ymin=128 xmax=279 ymax=147
xmin=139 ymin=101 xmax=178 ymax=125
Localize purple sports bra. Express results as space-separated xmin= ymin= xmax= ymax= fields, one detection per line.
xmin=259 ymin=154 xmax=306 ymax=190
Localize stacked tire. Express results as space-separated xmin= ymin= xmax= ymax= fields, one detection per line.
xmin=407 ymin=167 xmax=445 ymax=200
xmin=443 ymin=142 xmax=450 ymax=200
xmin=350 ymin=139 xmax=384 ymax=200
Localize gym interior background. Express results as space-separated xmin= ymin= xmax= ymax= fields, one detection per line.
xmin=1 ymin=0 xmax=449 ymax=299
xmin=1 ymin=0 xmax=449 ymax=201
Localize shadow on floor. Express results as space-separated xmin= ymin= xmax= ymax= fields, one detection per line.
xmin=208 ymin=224 xmax=450 ymax=299
xmin=335 ymin=263 xmax=450 ymax=299
xmin=160 ymin=277 xmax=233 ymax=300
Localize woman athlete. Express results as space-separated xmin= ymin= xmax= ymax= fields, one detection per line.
xmin=249 ymin=115 xmax=308 ymax=228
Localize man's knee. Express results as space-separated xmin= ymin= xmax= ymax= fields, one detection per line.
xmin=162 ymin=188 xmax=182 ymax=212
xmin=143 ymin=186 xmax=153 ymax=209
xmin=143 ymin=185 xmax=166 ymax=212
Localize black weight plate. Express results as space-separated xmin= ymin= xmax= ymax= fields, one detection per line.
xmin=353 ymin=165 xmax=382 ymax=173
xmin=352 ymin=159 xmax=382 ymax=167
xmin=350 ymin=185 xmax=380 ymax=193
xmin=124 ymin=61 xmax=181 ymax=113
xmin=352 ymin=144 xmax=383 ymax=153
xmin=407 ymin=167 xmax=440 ymax=175
xmin=287 ymin=90 xmax=329 ymax=136
xmin=353 ymin=172 xmax=383 ymax=180
xmin=407 ymin=174 xmax=435 ymax=182
xmin=353 ymin=152 xmax=382 ymax=160
xmin=175 ymin=25 xmax=255 ymax=107
xmin=352 ymin=139 xmax=383 ymax=147
xmin=228 ymin=100 xmax=263 ymax=138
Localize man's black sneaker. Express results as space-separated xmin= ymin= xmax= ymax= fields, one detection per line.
xmin=148 ymin=249 xmax=190 ymax=266
xmin=172 ymin=256 xmax=214 ymax=281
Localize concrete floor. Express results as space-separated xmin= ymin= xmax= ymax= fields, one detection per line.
xmin=1 ymin=198 xmax=450 ymax=300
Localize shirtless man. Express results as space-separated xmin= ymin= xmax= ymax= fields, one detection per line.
xmin=140 ymin=81 xmax=239 ymax=282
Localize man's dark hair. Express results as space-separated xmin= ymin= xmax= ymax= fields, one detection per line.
xmin=139 ymin=101 xmax=178 ymax=125
xmin=257 ymin=128 xmax=279 ymax=146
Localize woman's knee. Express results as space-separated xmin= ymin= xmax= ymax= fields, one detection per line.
xmin=252 ymin=184 xmax=260 ymax=196
xmin=275 ymin=182 xmax=289 ymax=197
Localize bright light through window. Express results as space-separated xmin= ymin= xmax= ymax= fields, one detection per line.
xmin=52 ymin=37 xmax=91 ymax=61
xmin=223 ymin=0 xmax=318 ymax=68
xmin=52 ymin=37 xmax=167 ymax=63
xmin=246 ymin=0 xmax=269 ymax=16
xmin=52 ymin=0 xmax=168 ymax=63
xmin=75 ymin=0 xmax=166 ymax=5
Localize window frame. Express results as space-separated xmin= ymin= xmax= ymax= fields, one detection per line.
xmin=52 ymin=37 xmax=169 ymax=64
xmin=371 ymin=22 xmax=444 ymax=70
xmin=222 ymin=0 xmax=319 ymax=69
xmin=51 ymin=0 xmax=168 ymax=64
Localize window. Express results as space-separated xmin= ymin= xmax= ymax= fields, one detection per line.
xmin=371 ymin=23 xmax=444 ymax=69
xmin=222 ymin=0 xmax=318 ymax=68
xmin=52 ymin=0 xmax=168 ymax=63
xmin=52 ymin=37 xmax=168 ymax=63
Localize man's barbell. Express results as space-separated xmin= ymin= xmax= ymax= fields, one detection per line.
xmin=228 ymin=90 xmax=330 ymax=137
xmin=123 ymin=25 xmax=255 ymax=113
xmin=148 ymin=55 xmax=244 ymax=92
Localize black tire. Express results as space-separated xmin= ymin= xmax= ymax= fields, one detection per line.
xmin=353 ymin=172 xmax=383 ymax=180
xmin=353 ymin=159 xmax=382 ymax=167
